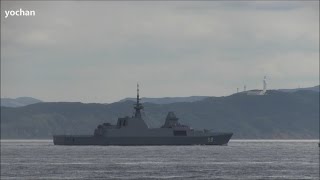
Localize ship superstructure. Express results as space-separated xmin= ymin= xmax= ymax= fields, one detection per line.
xmin=53 ymin=84 xmax=233 ymax=145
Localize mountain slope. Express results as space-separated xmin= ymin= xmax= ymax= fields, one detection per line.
xmin=119 ymin=96 xmax=210 ymax=104
xmin=277 ymin=85 xmax=319 ymax=93
xmin=1 ymin=97 xmax=42 ymax=107
xmin=1 ymin=90 xmax=318 ymax=139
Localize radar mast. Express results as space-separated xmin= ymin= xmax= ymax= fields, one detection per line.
xmin=134 ymin=83 xmax=143 ymax=118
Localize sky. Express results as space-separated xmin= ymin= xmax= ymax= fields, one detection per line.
xmin=1 ymin=1 xmax=319 ymax=103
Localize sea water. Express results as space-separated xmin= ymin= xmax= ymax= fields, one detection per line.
xmin=1 ymin=140 xmax=319 ymax=179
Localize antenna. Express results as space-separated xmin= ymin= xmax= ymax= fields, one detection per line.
xmin=134 ymin=83 xmax=143 ymax=118
xmin=137 ymin=83 xmax=139 ymax=104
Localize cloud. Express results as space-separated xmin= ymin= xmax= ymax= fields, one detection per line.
xmin=1 ymin=1 xmax=319 ymax=102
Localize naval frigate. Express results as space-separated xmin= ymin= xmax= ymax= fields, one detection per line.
xmin=53 ymin=84 xmax=233 ymax=145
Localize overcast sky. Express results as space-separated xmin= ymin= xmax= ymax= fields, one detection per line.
xmin=1 ymin=1 xmax=319 ymax=103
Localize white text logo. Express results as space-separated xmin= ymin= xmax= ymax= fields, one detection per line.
xmin=4 ymin=9 xmax=35 ymax=18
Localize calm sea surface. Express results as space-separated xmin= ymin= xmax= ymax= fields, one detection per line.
xmin=1 ymin=140 xmax=319 ymax=180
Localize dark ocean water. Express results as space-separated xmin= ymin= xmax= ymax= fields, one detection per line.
xmin=1 ymin=140 xmax=319 ymax=180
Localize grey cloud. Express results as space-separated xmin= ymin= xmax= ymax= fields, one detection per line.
xmin=1 ymin=1 xmax=319 ymax=102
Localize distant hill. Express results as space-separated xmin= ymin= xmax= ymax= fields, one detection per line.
xmin=1 ymin=97 xmax=42 ymax=107
xmin=120 ymin=96 xmax=210 ymax=104
xmin=277 ymin=85 xmax=319 ymax=93
xmin=1 ymin=90 xmax=318 ymax=139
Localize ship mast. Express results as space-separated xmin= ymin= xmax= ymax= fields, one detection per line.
xmin=134 ymin=83 xmax=143 ymax=118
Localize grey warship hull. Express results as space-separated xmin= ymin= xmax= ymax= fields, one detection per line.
xmin=53 ymin=133 xmax=232 ymax=146
xmin=53 ymin=84 xmax=233 ymax=146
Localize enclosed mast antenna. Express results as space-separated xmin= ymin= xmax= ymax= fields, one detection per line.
xmin=137 ymin=83 xmax=140 ymax=104
xmin=134 ymin=83 xmax=143 ymax=118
